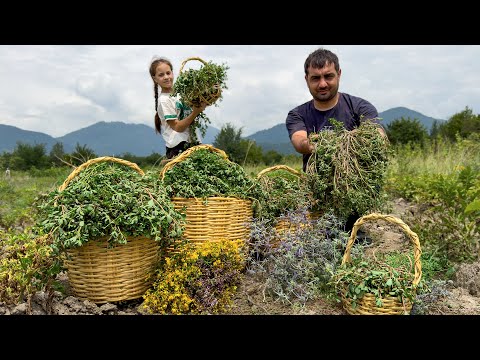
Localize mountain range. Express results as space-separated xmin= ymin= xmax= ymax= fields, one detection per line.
xmin=0 ymin=107 xmax=446 ymax=156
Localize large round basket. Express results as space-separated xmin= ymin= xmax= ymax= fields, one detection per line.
xmin=59 ymin=157 xmax=160 ymax=304
xmin=64 ymin=236 xmax=160 ymax=304
xmin=340 ymin=213 xmax=422 ymax=315
xmin=160 ymin=145 xmax=253 ymax=251
xmin=177 ymin=57 xmax=222 ymax=108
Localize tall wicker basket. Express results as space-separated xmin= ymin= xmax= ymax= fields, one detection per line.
xmin=59 ymin=157 xmax=160 ymax=304
xmin=160 ymin=144 xmax=253 ymax=251
xmin=340 ymin=213 xmax=422 ymax=315
xmin=256 ymin=165 xmax=311 ymax=237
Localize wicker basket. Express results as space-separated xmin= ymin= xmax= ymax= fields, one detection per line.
xmin=64 ymin=236 xmax=160 ymax=303
xmin=59 ymin=157 xmax=160 ymax=304
xmin=177 ymin=57 xmax=222 ymax=108
xmin=340 ymin=213 xmax=422 ymax=315
xmin=256 ymin=165 xmax=310 ymax=236
xmin=160 ymin=145 xmax=253 ymax=251
xmin=169 ymin=196 xmax=252 ymax=248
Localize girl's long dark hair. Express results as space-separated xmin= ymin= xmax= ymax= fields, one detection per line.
xmin=149 ymin=57 xmax=173 ymax=134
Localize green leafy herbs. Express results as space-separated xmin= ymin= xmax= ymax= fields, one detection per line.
xmin=171 ymin=58 xmax=229 ymax=144
xmin=256 ymin=167 xmax=313 ymax=224
xmin=162 ymin=148 xmax=261 ymax=202
xmin=306 ymin=119 xmax=392 ymax=221
xmin=35 ymin=162 xmax=185 ymax=250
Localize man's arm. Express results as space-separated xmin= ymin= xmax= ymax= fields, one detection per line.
xmin=291 ymin=130 xmax=314 ymax=154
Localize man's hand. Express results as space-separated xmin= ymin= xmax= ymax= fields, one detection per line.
xmin=292 ymin=130 xmax=314 ymax=154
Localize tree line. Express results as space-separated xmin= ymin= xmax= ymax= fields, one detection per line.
xmin=385 ymin=106 xmax=480 ymax=147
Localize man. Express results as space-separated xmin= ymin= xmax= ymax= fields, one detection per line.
xmin=286 ymin=47 xmax=386 ymax=171
xmin=285 ymin=47 xmax=387 ymax=236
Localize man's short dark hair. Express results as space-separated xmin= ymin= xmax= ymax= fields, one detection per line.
xmin=304 ymin=48 xmax=340 ymax=75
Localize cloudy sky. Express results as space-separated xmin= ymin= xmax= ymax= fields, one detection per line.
xmin=0 ymin=45 xmax=478 ymax=138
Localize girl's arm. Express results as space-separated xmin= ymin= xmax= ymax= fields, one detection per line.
xmin=167 ymin=103 xmax=207 ymax=133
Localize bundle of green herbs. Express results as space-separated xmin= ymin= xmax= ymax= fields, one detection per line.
xmin=35 ymin=162 xmax=185 ymax=252
xmin=306 ymin=119 xmax=392 ymax=221
xmin=171 ymin=58 xmax=229 ymax=143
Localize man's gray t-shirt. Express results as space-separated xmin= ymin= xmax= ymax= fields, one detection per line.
xmin=285 ymin=92 xmax=379 ymax=170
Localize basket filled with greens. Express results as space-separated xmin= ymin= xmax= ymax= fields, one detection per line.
xmin=36 ymin=156 xmax=185 ymax=304
xmin=160 ymin=144 xmax=260 ymax=250
xmin=171 ymin=56 xmax=229 ymax=145
xmin=256 ymin=164 xmax=313 ymax=237
xmin=331 ymin=213 xmax=423 ymax=315
xmin=172 ymin=56 xmax=228 ymax=108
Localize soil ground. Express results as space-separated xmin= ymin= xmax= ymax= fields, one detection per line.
xmin=1 ymin=198 xmax=480 ymax=316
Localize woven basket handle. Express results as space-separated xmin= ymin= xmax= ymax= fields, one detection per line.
xmin=179 ymin=57 xmax=207 ymax=75
xmin=160 ymin=144 xmax=229 ymax=180
xmin=58 ymin=156 xmax=145 ymax=192
xmin=256 ymin=165 xmax=304 ymax=179
xmin=341 ymin=213 xmax=422 ymax=287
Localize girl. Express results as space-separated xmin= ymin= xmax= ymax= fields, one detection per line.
xmin=149 ymin=56 xmax=208 ymax=159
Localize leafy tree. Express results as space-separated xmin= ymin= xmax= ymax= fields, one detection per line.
xmin=430 ymin=120 xmax=440 ymax=138
xmin=9 ymin=142 xmax=50 ymax=170
xmin=49 ymin=142 xmax=66 ymax=167
xmin=213 ymin=123 xmax=246 ymax=164
xmin=214 ymin=123 xmax=269 ymax=165
xmin=67 ymin=143 xmax=97 ymax=166
xmin=117 ymin=152 xmax=141 ymax=165
xmin=438 ymin=106 xmax=480 ymax=141
xmin=0 ymin=151 xmax=13 ymax=170
xmin=262 ymin=149 xmax=283 ymax=166
xmin=386 ymin=117 xmax=429 ymax=147
xmin=241 ymin=139 xmax=264 ymax=166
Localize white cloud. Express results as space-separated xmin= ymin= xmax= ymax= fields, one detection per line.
xmin=0 ymin=45 xmax=478 ymax=138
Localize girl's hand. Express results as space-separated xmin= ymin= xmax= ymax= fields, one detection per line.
xmin=193 ymin=102 xmax=207 ymax=113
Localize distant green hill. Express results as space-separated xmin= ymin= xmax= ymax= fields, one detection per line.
xmin=246 ymin=124 xmax=297 ymax=155
xmin=0 ymin=122 xmax=220 ymax=156
xmin=0 ymin=124 xmax=56 ymax=153
xmin=377 ymin=106 xmax=446 ymax=132
xmin=56 ymin=121 xmax=167 ymax=156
